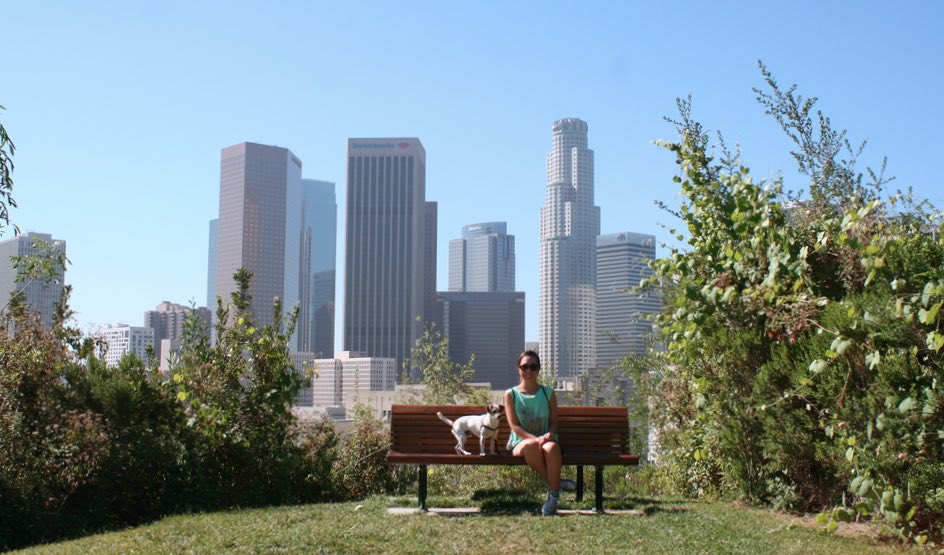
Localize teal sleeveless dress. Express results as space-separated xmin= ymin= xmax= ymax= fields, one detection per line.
xmin=506 ymin=384 xmax=557 ymax=450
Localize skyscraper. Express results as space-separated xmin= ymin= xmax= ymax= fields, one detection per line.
xmin=448 ymin=222 xmax=515 ymax=292
xmin=539 ymin=118 xmax=600 ymax=378
xmin=423 ymin=201 xmax=438 ymax=328
xmin=596 ymin=232 xmax=660 ymax=368
xmin=207 ymin=219 xmax=217 ymax=309
xmin=436 ymin=291 xmax=525 ymax=390
xmin=343 ymin=138 xmax=431 ymax=376
xmin=144 ymin=301 xmax=211 ymax=363
xmin=297 ymin=179 xmax=336 ymax=357
xmin=98 ymin=324 xmax=155 ymax=368
xmin=0 ymin=232 xmax=66 ymax=328
xmin=214 ymin=142 xmax=301 ymax=334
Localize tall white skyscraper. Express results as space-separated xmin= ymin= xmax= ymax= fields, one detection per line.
xmin=539 ymin=118 xmax=600 ymax=378
xmin=596 ymin=232 xmax=659 ymax=368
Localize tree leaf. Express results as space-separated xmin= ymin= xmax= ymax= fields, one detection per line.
xmin=918 ymin=302 xmax=940 ymax=324
xmin=927 ymin=331 xmax=944 ymax=353
xmin=830 ymin=336 xmax=852 ymax=356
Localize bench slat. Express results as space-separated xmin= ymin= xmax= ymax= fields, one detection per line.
xmin=388 ymin=451 xmax=640 ymax=466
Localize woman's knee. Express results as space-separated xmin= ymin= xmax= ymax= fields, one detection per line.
xmin=541 ymin=441 xmax=561 ymax=457
xmin=514 ymin=438 xmax=541 ymax=456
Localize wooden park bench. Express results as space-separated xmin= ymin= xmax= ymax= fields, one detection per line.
xmin=387 ymin=404 xmax=640 ymax=512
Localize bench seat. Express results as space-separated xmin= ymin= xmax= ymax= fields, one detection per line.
xmin=387 ymin=404 xmax=640 ymax=512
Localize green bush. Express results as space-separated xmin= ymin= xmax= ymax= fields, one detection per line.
xmin=0 ymin=270 xmax=343 ymax=549
xmin=332 ymin=405 xmax=396 ymax=500
xmin=648 ymin=65 xmax=944 ymax=542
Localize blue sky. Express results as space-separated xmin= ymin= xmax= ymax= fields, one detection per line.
xmin=4 ymin=1 xmax=942 ymax=346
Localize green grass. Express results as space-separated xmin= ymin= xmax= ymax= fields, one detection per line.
xmin=13 ymin=493 xmax=903 ymax=555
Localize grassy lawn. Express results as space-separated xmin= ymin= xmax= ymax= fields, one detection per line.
xmin=14 ymin=493 xmax=902 ymax=555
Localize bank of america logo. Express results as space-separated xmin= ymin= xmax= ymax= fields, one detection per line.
xmin=398 ymin=142 xmax=411 ymax=149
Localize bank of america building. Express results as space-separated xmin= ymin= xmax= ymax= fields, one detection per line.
xmin=344 ymin=139 xmax=434 ymax=377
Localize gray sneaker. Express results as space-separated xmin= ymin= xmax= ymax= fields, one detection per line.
xmin=542 ymin=490 xmax=559 ymax=516
xmin=560 ymin=479 xmax=577 ymax=492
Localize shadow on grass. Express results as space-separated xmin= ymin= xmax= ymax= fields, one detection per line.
xmin=468 ymin=490 xmax=695 ymax=516
xmin=471 ymin=489 xmax=541 ymax=515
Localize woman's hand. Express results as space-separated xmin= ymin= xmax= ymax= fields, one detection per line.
xmin=537 ymin=432 xmax=553 ymax=445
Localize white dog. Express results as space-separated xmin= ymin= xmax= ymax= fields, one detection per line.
xmin=437 ymin=404 xmax=505 ymax=456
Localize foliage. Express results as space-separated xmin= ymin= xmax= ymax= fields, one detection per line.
xmin=331 ymin=403 xmax=398 ymax=499
xmin=0 ymin=104 xmax=16 ymax=236
xmin=0 ymin=267 xmax=338 ymax=550
xmin=648 ymin=62 xmax=944 ymax=543
xmin=399 ymin=322 xmax=488 ymax=405
xmin=296 ymin=414 xmax=341 ymax=500
xmin=173 ymin=267 xmax=307 ymax=507
xmin=2 ymin=236 xmax=69 ymax=319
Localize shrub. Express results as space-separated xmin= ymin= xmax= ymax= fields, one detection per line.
xmin=332 ymin=404 xmax=395 ymax=500
xmin=649 ymin=64 xmax=944 ymax=542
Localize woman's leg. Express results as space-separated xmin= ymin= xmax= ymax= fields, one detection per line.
xmin=541 ymin=441 xmax=562 ymax=491
xmin=513 ymin=439 xmax=548 ymax=482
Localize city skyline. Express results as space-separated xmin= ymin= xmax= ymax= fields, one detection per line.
xmin=5 ymin=3 xmax=942 ymax=348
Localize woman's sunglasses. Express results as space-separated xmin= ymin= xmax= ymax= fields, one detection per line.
xmin=518 ymin=363 xmax=540 ymax=371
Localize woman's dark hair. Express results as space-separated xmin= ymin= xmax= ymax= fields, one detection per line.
xmin=517 ymin=350 xmax=541 ymax=369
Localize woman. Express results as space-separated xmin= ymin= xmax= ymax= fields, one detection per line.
xmin=503 ymin=350 xmax=574 ymax=516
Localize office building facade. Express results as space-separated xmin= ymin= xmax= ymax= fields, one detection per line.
xmin=297 ymin=179 xmax=336 ymax=357
xmin=303 ymin=351 xmax=396 ymax=408
xmin=207 ymin=219 xmax=218 ymax=309
xmin=343 ymin=138 xmax=432 ymax=376
xmin=144 ymin=301 xmax=211 ymax=363
xmin=0 ymin=232 xmax=66 ymax=329
xmin=436 ymin=291 xmax=525 ymax=390
xmin=99 ymin=325 xmax=155 ymax=367
xmin=539 ymin=118 xmax=600 ymax=378
xmin=595 ymin=232 xmax=660 ymax=368
xmin=448 ymin=221 xmax=515 ymax=292
xmin=215 ymin=142 xmax=301 ymax=334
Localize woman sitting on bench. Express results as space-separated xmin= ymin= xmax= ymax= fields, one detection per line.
xmin=504 ymin=350 xmax=575 ymax=516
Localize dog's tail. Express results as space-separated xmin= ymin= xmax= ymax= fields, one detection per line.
xmin=436 ymin=411 xmax=453 ymax=426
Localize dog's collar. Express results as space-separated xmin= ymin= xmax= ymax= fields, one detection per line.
xmin=482 ymin=424 xmax=498 ymax=431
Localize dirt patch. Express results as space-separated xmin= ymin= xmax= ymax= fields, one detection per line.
xmin=728 ymin=502 xmax=885 ymax=540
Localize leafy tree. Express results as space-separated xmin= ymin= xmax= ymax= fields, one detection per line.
xmin=649 ymin=62 xmax=943 ymax=542
xmin=0 ymin=104 xmax=16 ymax=236
xmin=174 ymin=268 xmax=306 ymax=506
xmin=400 ymin=322 xmax=487 ymax=405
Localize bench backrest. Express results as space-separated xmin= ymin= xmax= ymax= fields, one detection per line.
xmin=389 ymin=404 xmax=630 ymax=456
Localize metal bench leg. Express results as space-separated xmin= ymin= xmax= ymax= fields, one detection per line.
xmin=594 ymin=465 xmax=604 ymax=513
xmin=575 ymin=466 xmax=584 ymax=501
xmin=418 ymin=465 xmax=428 ymax=512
